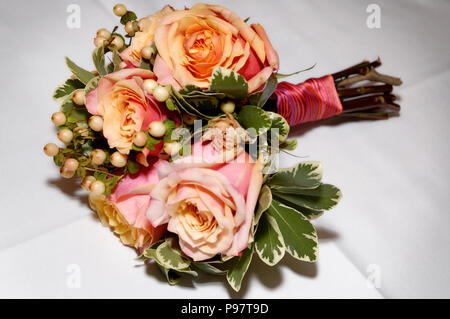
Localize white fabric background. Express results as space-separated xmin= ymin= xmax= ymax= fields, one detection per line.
xmin=0 ymin=0 xmax=449 ymax=298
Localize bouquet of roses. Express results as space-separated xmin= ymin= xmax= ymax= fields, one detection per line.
xmin=44 ymin=3 xmax=401 ymax=291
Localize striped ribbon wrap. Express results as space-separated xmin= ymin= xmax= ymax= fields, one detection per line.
xmin=274 ymin=75 xmax=343 ymax=126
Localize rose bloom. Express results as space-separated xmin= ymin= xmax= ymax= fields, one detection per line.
xmin=120 ymin=5 xmax=174 ymax=66
xmin=89 ymin=160 xmax=166 ymax=249
xmin=86 ymin=68 xmax=174 ymax=165
xmin=147 ymin=141 xmax=264 ymax=261
xmin=151 ymin=3 xmax=279 ymax=92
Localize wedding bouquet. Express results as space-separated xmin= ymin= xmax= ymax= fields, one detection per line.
xmin=44 ymin=3 xmax=401 ymax=291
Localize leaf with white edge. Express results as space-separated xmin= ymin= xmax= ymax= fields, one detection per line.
xmin=53 ymin=79 xmax=84 ymax=103
xmin=252 ymin=185 xmax=272 ymax=234
xmin=237 ymin=105 xmax=272 ymax=137
xmin=111 ymin=49 xmax=122 ymax=72
xmin=268 ymin=161 xmax=323 ymax=190
xmin=192 ymin=262 xmax=227 ymax=275
xmin=92 ymin=45 xmax=107 ymax=76
xmin=65 ymin=57 xmax=96 ymax=85
xmin=255 ymin=213 xmax=285 ymax=266
xmin=272 ymin=183 xmax=342 ymax=211
xmin=155 ymin=238 xmax=190 ymax=270
xmin=248 ymin=73 xmax=278 ymax=107
xmin=210 ymin=67 xmax=248 ymax=100
xmin=157 ymin=265 xmax=182 ymax=285
xmin=226 ymin=245 xmax=254 ymax=292
xmin=267 ymin=112 xmax=290 ymax=144
xmin=267 ymin=199 xmax=318 ymax=262
xmin=84 ymin=76 xmax=100 ymax=96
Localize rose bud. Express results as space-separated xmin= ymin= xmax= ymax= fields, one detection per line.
xmin=113 ymin=4 xmax=127 ymax=17
xmin=60 ymin=166 xmax=75 ymax=179
xmin=57 ymin=128 xmax=73 ymax=145
xmin=72 ymin=90 xmax=86 ymax=105
xmin=89 ymin=180 xmax=106 ymax=194
xmin=64 ymin=158 xmax=79 ymax=172
xmin=148 ymin=121 xmax=166 ymax=138
xmin=133 ymin=131 xmax=148 ymax=147
xmin=51 ymin=112 xmax=66 ymax=126
xmin=81 ymin=176 xmax=96 ymax=191
xmin=90 ymin=149 xmax=107 ymax=166
xmin=88 ymin=115 xmax=103 ymax=132
xmin=110 ymin=151 xmax=128 ymax=168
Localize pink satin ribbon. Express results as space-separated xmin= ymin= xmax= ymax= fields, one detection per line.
xmin=275 ymin=75 xmax=343 ymax=126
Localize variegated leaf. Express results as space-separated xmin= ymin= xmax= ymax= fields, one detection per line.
xmin=92 ymin=45 xmax=107 ymax=76
xmin=268 ymin=161 xmax=323 ymax=190
xmin=267 ymin=200 xmax=318 ymax=262
xmin=210 ymin=67 xmax=248 ymax=100
xmin=226 ymin=245 xmax=253 ymax=292
xmin=53 ymin=79 xmax=84 ymax=103
xmin=192 ymin=262 xmax=227 ymax=275
xmin=267 ymin=112 xmax=290 ymax=143
xmin=237 ymin=105 xmax=272 ymax=137
xmin=65 ymin=57 xmax=96 ymax=85
xmin=255 ymin=213 xmax=285 ymax=266
xmin=155 ymin=238 xmax=190 ymax=270
xmin=273 ymin=183 xmax=342 ymax=211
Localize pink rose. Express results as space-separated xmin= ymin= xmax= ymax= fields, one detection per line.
xmin=86 ymin=68 xmax=169 ymax=160
xmin=147 ymin=141 xmax=264 ymax=261
xmin=89 ymin=159 xmax=166 ymax=249
xmin=152 ymin=3 xmax=279 ymax=92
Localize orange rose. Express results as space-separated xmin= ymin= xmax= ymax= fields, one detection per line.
xmin=152 ymin=3 xmax=279 ymax=92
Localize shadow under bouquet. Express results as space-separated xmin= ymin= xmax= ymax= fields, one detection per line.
xmin=44 ymin=3 xmax=402 ymax=291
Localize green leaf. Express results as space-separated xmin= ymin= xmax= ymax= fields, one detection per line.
xmin=157 ymin=265 xmax=182 ymax=285
xmin=255 ymin=213 xmax=285 ymax=266
xmin=237 ymin=105 xmax=272 ymax=137
xmin=191 ymin=262 xmax=227 ymax=275
xmin=65 ymin=57 xmax=96 ymax=85
xmin=268 ymin=161 xmax=323 ymax=190
xmin=267 ymin=200 xmax=318 ymax=262
xmin=248 ymin=73 xmax=277 ymax=107
xmin=163 ymin=119 xmax=176 ymax=142
xmin=210 ymin=67 xmax=248 ymax=100
xmin=272 ymin=183 xmax=342 ymax=211
xmin=276 ymin=63 xmax=317 ymax=79
xmin=139 ymin=58 xmax=151 ymax=70
xmin=267 ymin=112 xmax=290 ymax=144
xmin=156 ymin=238 xmax=190 ymax=270
xmin=165 ymin=98 xmax=178 ymax=112
xmin=126 ymin=160 xmax=140 ymax=174
xmin=226 ymin=245 xmax=253 ymax=292
xmin=280 ymin=139 xmax=298 ymax=151
xmin=145 ymin=134 xmax=161 ymax=151
xmin=120 ymin=11 xmax=137 ymax=25
xmin=53 ymin=79 xmax=84 ymax=103
xmin=92 ymin=45 xmax=107 ymax=76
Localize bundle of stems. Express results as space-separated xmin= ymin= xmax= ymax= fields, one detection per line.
xmin=332 ymin=58 xmax=402 ymax=119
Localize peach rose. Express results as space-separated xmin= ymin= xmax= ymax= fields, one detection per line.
xmin=89 ymin=160 xmax=166 ymax=249
xmin=120 ymin=5 xmax=175 ymax=66
xmin=152 ymin=3 xmax=279 ymax=92
xmin=147 ymin=141 xmax=264 ymax=261
xmin=86 ymin=68 xmax=169 ymax=160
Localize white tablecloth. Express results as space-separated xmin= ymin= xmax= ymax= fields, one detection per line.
xmin=0 ymin=0 xmax=449 ymax=298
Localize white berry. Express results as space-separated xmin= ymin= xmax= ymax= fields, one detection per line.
xmin=113 ymin=4 xmax=127 ymax=17
xmin=89 ymin=180 xmax=105 ymax=194
xmin=153 ymin=86 xmax=170 ymax=102
xmin=57 ymin=129 xmax=73 ymax=145
xmin=110 ymin=35 xmax=124 ymax=50
xmin=81 ymin=176 xmax=96 ymax=191
xmin=51 ymin=112 xmax=66 ymax=126
xmin=60 ymin=166 xmax=75 ymax=179
xmin=90 ymin=149 xmax=107 ymax=166
xmin=88 ymin=116 xmax=103 ymax=132
xmin=164 ymin=142 xmax=181 ymax=157
xmin=110 ymin=151 xmax=128 ymax=167
xmin=141 ymin=46 xmax=154 ymax=60
xmin=133 ymin=131 xmax=148 ymax=147
xmin=72 ymin=90 xmax=86 ymax=105
xmin=148 ymin=121 xmax=166 ymax=138
xmin=43 ymin=143 xmax=60 ymax=156
xmin=96 ymin=28 xmax=111 ymax=40
xmin=143 ymin=79 xmax=158 ymax=94
xmin=221 ymin=101 xmax=236 ymax=114
xmin=64 ymin=158 xmax=79 ymax=171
